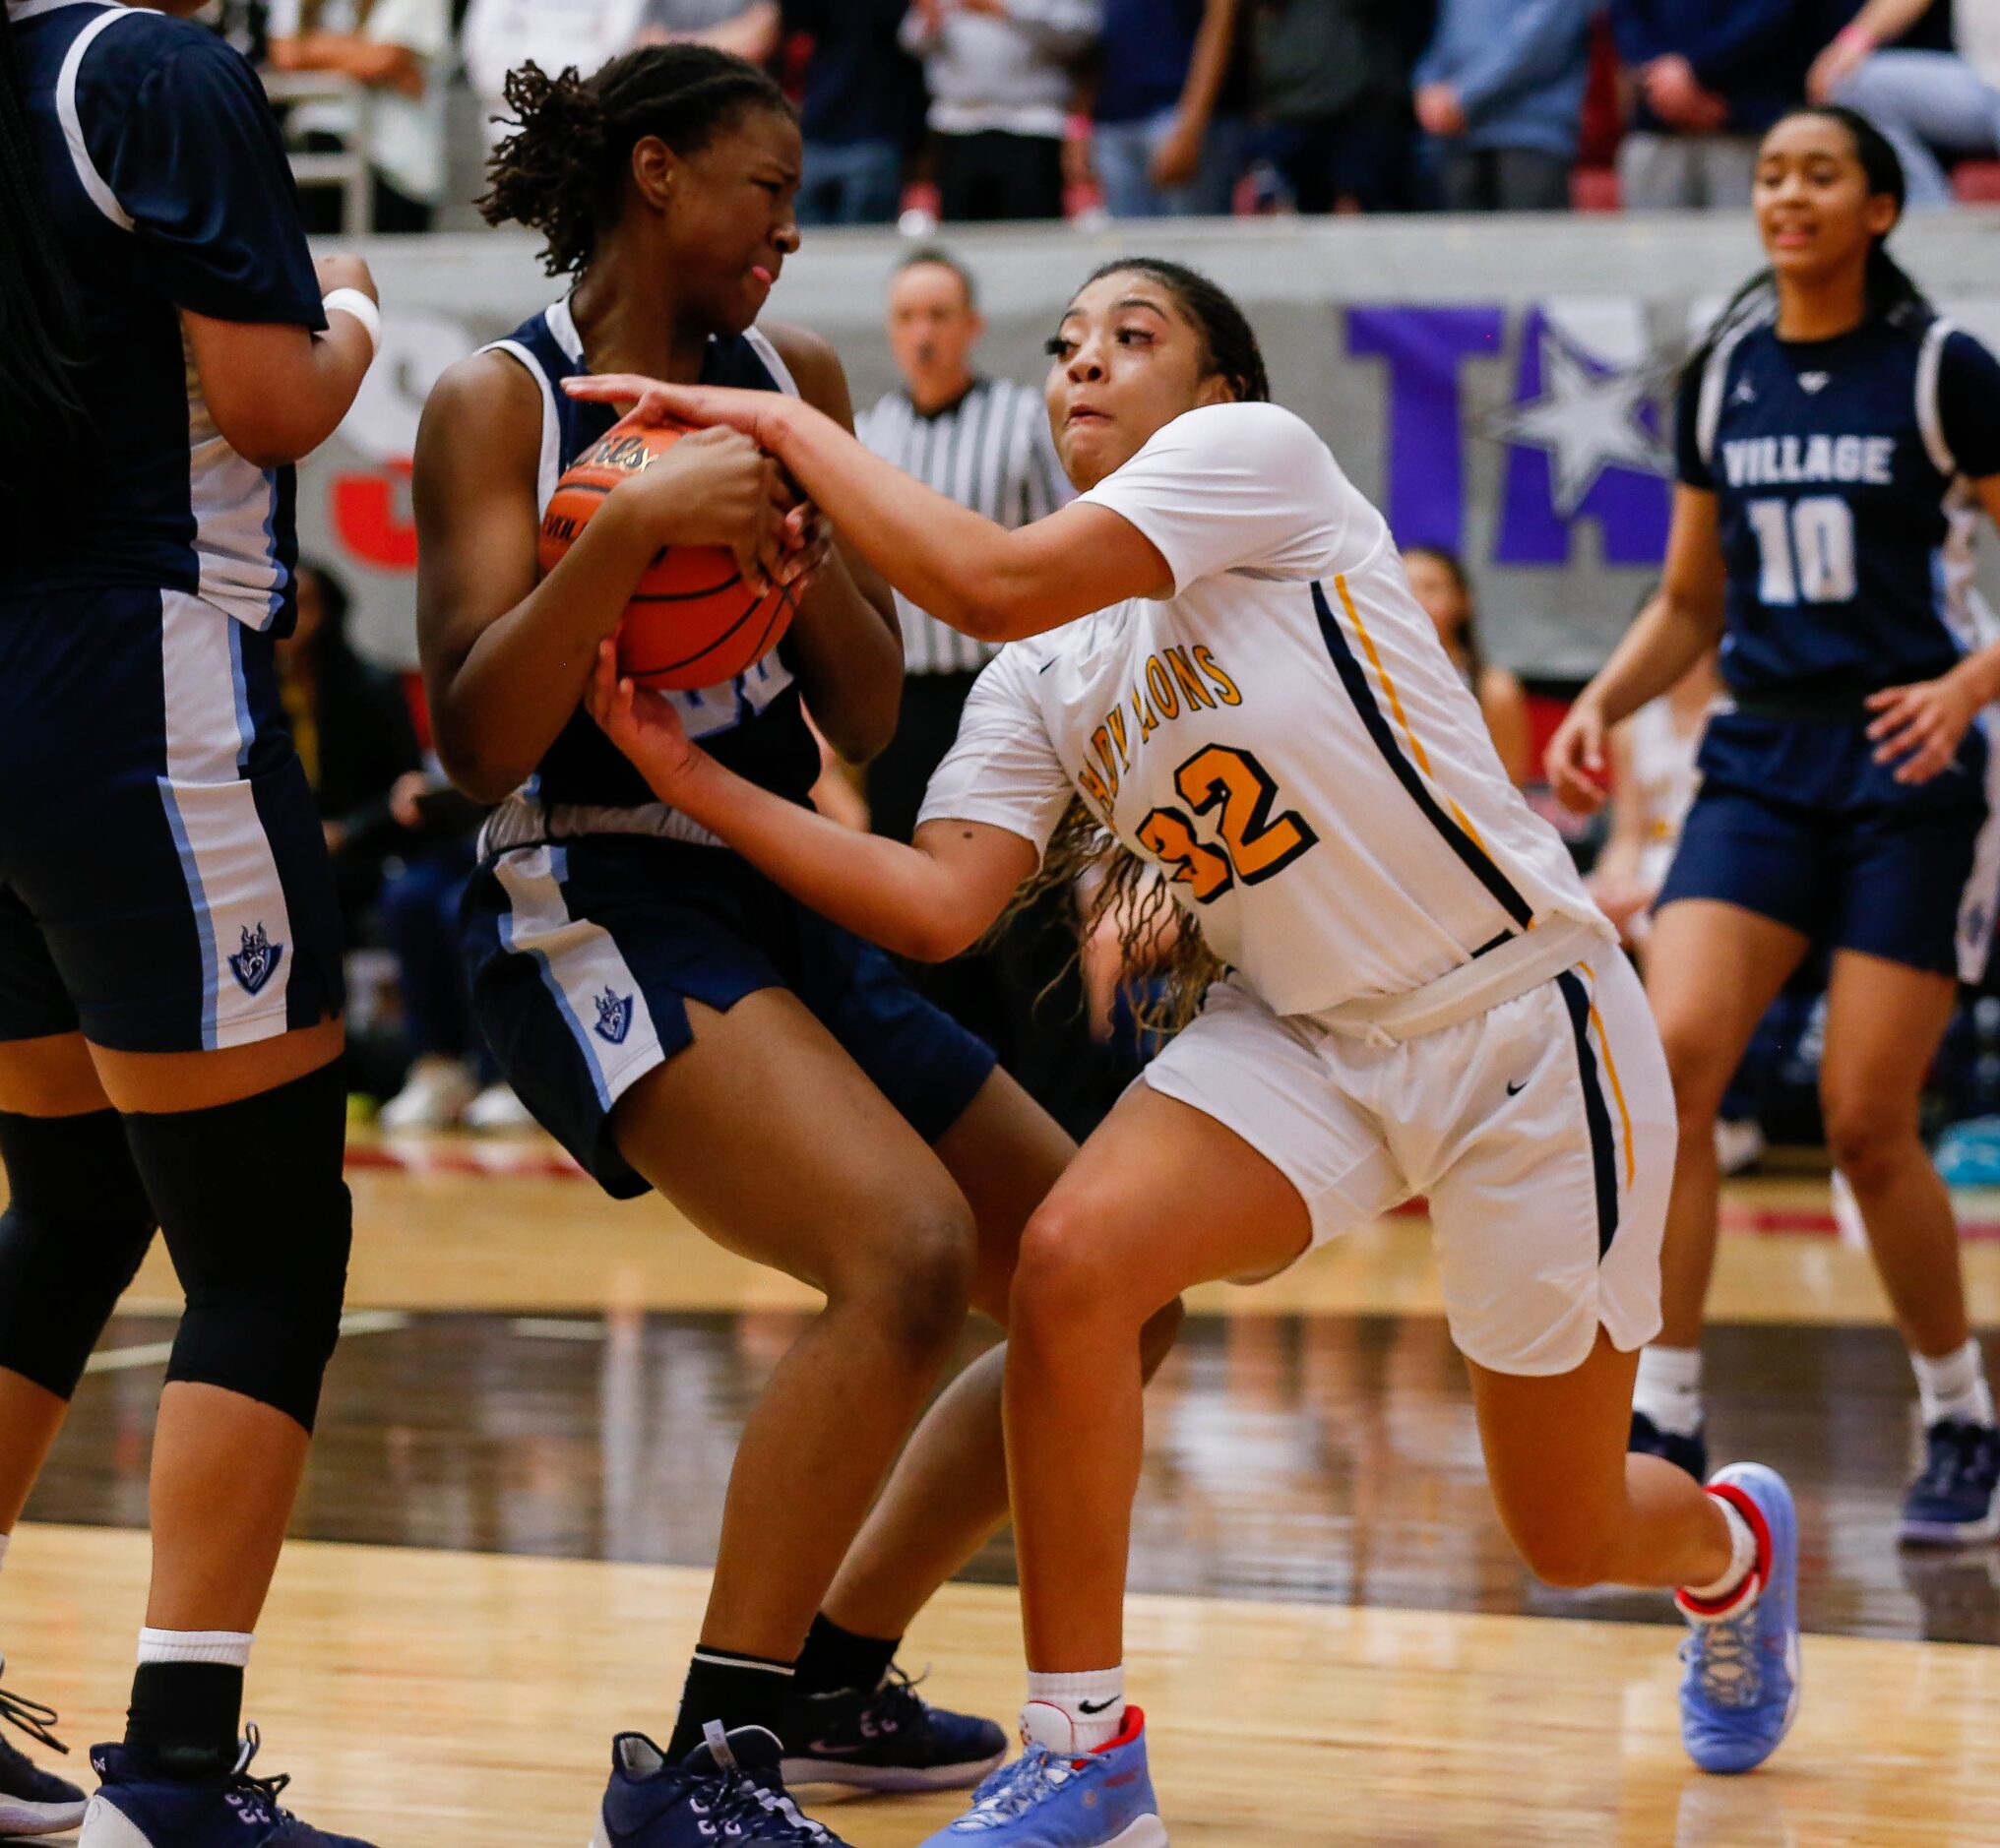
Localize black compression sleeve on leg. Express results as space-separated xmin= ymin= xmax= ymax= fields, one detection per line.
xmin=0 ymin=1108 xmax=156 ymax=1399
xmin=120 ymin=1060 xmax=352 ymax=1434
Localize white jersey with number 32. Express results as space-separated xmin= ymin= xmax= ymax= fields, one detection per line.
xmin=918 ymin=402 xmax=1612 ymax=1017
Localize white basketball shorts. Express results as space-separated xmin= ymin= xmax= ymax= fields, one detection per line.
xmin=1140 ymin=952 xmax=1673 ymax=1377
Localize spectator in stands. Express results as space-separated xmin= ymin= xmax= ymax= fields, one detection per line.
xmin=461 ymin=0 xmax=648 ymax=146
xmin=1403 ymin=546 xmax=1532 ymax=782
xmin=277 ymin=560 xmax=425 ymax=927
xmin=268 ymin=0 xmax=451 ymax=232
xmin=1092 ymin=0 xmax=1251 ymax=218
xmin=1610 ymin=0 xmax=1813 ymax=209
xmin=783 ymin=0 xmax=927 ymax=225
xmin=901 ymin=0 xmax=1101 ymax=221
xmin=638 ymin=0 xmax=781 ymax=60
xmin=1250 ymin=0 xmax=1412 ymax=214
xmin=1411 ymin=0 xmax=1595 ymax=212
xmin=1811 ymin=0 xmax=2000 ymax=208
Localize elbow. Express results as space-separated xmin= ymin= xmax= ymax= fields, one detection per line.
xmin=900 ymin=914 xmax=984 ymax=963
xmin=432 ymin=722 xmax=529 ymax=809
xmin=215 ymin=414 xmax=327 ymax=471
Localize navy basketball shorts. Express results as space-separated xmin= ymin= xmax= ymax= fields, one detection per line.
xmin=0 ymin=585 xmax=344 ymax=1052
xmin=461 ymin=833 xmax=1000 ymax=1198
xmin=1656 ymin=709 xmax=1999 ymax=981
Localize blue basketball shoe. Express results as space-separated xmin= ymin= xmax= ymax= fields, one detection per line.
xmin=591 ymin=1724 xmax=846 ymax=1847
xmin=1676 ymin=1463 xmax=1800 ymax=1776
xmin=780 ymin=1666 xmax=1006 ymax=1793
xmin=0 ymin=1661 xmax=85 ymax=1836
xmin=918 ymin=1707 xmax=1165 ymax=1848
xmin=1899 ymin=1420 xmax=2000 ymax=1545
xmin=80 ymin=1728 xmax=375 ymax=1846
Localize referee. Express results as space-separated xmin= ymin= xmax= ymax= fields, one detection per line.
xmin=854 ymin=249 xmax=1130 ymax=1138
xmin=855 ymin=248 xmax=1068 ymax=842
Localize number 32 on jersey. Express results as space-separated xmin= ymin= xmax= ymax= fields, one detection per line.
xmin=1136 ymin=745 xmax=1319 ymax=902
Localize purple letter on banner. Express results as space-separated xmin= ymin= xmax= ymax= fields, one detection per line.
xmin=1345 ymin=306 xmax=1504 ymax=553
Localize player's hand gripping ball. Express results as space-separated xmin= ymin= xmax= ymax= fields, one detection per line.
xmin=537 ymin=424 xmax=794 ymax=691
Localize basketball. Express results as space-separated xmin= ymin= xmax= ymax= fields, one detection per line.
xmin=536 ymin=423 xmax=793 ymax=692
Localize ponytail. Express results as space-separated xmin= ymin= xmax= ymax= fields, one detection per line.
xmin=0 ymin=5 xmax=90 ymax=482
xmin=1687 ymin=102 xmax=1933 ymax=389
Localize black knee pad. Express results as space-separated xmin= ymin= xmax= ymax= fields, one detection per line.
xmin=120 ymin=1060 xmax=352 ymax=1433
xmin=0 ymin=1108 xmax=157 ymax=1399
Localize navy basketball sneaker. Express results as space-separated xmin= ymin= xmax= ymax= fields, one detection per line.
xmin=780 ymin=1667 xmax=1006 ymax=1792
xmin=1899 ymin=1419 xmax=2000 ymax=1545
xmin=1630 ymin=1408 xmax=1708 ymax=1483
xmin=0 ymin=1663 xmax=85 ymax=1837
xmin=592 ymin=1724 xmax=846 ymax=1847
xmin=80 ymin=1729 xmax=376 ymax=1847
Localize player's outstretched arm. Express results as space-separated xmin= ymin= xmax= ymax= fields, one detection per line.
xmin=1547 ymin=486 xmax=1725 ymax=811
xmin=565 ymin=375 xmax=1173 ymax=642
xmin=587 ymin=643 xmax=1035 ymax=959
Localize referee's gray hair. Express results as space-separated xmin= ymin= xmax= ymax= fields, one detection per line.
xmin=896 ymin=245 xmax=978 ymax=310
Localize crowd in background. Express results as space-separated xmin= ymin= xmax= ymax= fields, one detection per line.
xmin=198 ymin=0 xmax=2000 ymax=232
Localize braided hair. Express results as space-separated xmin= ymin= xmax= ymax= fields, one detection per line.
xmin=478 ymin=45 xmax=793 ymax=278
xmin=0 ymin=5 xmax=90 ymax=484
xmin=1688 ymin=103 xmax=1933 ymax=382
xmin=1004 ymin=259 xmax=1274 ymax=1033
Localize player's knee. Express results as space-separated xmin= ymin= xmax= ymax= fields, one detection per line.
xmin=1820 ymin=1099 xmax=1917 ymax=1194
xmin=841 ymin=1193 xmax=975 ymax=1363
xmin=0 ymin=1109 xmax=156 ymax=1400
xmin=1657 ymin=1021 xmax=1733 ymax=1130
xmin=1010 ymin=1201 xmax=1147 ymax=1333
xmin=1139 ymin=1297 xmax=1187 ymax=1377
xmin=121 ymin=1061 xmax=352 ymax=1434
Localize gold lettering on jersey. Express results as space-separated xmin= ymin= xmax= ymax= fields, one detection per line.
xmin=1145 ymin=657 xmax=1181 ymax=722
xmin=1078 ymin=762 xmax=1112 ymax=811
xmin=1133 ymin=689 xmax=1159 ymax=740
xmin=1105 ymin=706 xmax=1132 ymax=770
xmin=1088 ymin=725 xmax=1122 ymax=798
xmin=1194 ymin=647 xmax=1242 ymax=706
xmin=1164 ymin=647 xmax=1218 ymax=711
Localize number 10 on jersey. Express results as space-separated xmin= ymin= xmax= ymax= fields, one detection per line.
xmin=1136 ymin=745 xmax=1319 ymax=903
xmin=1746 ymin=495 xmax=1857 ymax=605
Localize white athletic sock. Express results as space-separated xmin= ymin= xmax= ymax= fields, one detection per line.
xmin=1023 ymin=1667 xmax=1124 ymax=1755
xmin=0 ymin=1531 xmax=11 ymax=1572
xmin=137 ymin=1629 xmax=254 ymax=1669
xmin=1680 ymin=1494 xmax=1759 ymax=1616
xmin=1633 ymin=1344 xmax=1705 ymax=1438
xmin=1912 ymin=1338 xmax=1996 ymax=1430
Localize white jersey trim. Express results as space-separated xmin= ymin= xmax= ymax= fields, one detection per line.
xmin=55 ymin=5 xmax=138 ymax=230
xmin=492 ymin=844 xmax=663 ymax=1111
xmin=1696 ymin=317 xmax=1761 ymax=474
xmin=1916 ymin=318 xmax=1959 ymax=480
xmin=743 ymin=326 xmax=800 ymax=400
xmin=480 ymin=339 xmax=563 ymax=513
xmin=155 ymin=589 xmax=295 ymax=1051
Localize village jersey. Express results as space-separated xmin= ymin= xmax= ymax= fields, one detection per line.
xmin=1680 ymin=314 xmax=2000 ymax=699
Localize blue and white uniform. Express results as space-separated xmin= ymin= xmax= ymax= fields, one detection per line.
xmin=1660 ymin=310 xmax=2000 ymax=977
xmin=0 ymin=0 xmax=343 ymax=1051
xmin=459 ymin=302 xmax=996 ymax=1198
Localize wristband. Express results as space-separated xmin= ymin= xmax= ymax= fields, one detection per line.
xmin=322 ymin=287 xmax=381 ymax=356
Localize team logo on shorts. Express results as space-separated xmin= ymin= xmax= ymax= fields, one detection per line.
xmin=594 ymin=986 xmax=634 ymax=1046
xmin=227 ymin=921 xmax=284 ymax=997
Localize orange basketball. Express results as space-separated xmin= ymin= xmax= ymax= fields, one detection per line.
xmin=537 ymin=423 xmax=793 ymax=692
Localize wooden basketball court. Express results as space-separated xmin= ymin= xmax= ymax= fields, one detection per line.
xmin=12 ymin=1130 xmax=2000 ymax=1845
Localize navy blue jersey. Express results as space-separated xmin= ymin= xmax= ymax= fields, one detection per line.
xmin=480 ymin=301 xmax=820 ymax=834
xmin=1677 ymin=313 xmax=2000 ymax=700
xmin=4 ymin=0 xmax=325 ymax=628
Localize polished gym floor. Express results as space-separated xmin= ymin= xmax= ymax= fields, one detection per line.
xmin=11 ymin=1132 xmax=2000 ymax=1844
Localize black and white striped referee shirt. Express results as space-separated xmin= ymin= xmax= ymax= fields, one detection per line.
xmin=855 ymin=375 xmax=1070 ymax=675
